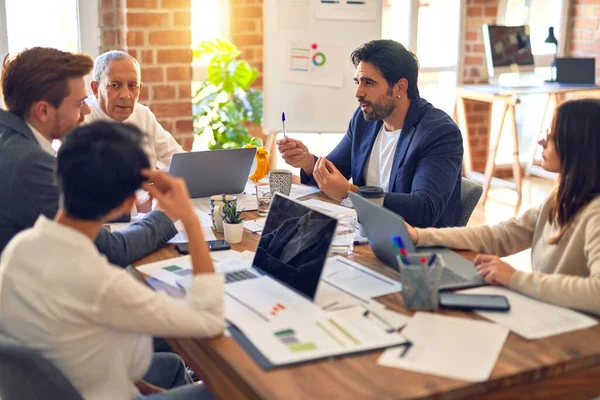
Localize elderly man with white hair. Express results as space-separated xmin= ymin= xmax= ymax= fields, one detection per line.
xmin=85 ymin=51 xmax=185 ymax=169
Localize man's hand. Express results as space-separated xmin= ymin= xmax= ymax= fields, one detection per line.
xmin=141 ymin=169 xmax=195 ymax=224
xmin=313 ymin=157 xmax=350 ymax=201
xmin=473 ymin=255 xmax=516 ymax=286
xmin=135 ymin=190 xmax=153 ymax=213
xmin=277 ymin=137 xmax=315 ymax=175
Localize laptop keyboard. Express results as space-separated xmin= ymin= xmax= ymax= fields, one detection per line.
xmin=441 ymin=268 xmax=469 ymax=286
xmin=225 ymin=269 xmax=258 ymax=284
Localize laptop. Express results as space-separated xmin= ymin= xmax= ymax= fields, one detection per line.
xmin=178 ymin=193 xmax=338 ymax=300
xmin=169 ymin=148 xmax=256 ymax=198
xmin=348 ymin=192 xmax=485 ymax=291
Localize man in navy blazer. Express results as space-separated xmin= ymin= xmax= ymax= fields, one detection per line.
xmin=0 ymin=47 xmax=177 ymax=265
xmin=278 ymin=40 xmax=462 ymax=228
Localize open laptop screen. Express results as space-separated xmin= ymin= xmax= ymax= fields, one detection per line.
xmin=253 ymin=194 xmax=337 ymax=299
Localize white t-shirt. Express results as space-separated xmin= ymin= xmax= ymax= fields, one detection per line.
xmin=364 ymin=125 xmax=401 ymax=192
xmin=84 ymin=96 xmax=185 ymax=169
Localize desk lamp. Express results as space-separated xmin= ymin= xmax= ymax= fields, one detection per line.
xmin=545 ymin=27 xmax=558 ymax=82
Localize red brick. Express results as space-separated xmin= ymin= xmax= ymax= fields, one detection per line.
xmin=152 ymin=85 xmax=177 ymax=99
xmin=484 ymin=6 xmax=497 ymax=16
xmin=231 ymin=34 xmax=262 ymax=47
xmin=173 ymin=11 xmax=192 ymax=27
xmin=103 ymin=11 xmax=115 ymax=26
xmin=572 ymin=29 xmax=593 ymax=42
xmin=472 ymin=44 xmax=486 ymax=53
xmin=142 ymin=49 xmax=154 ymax=64
xmin=465 ymin=31 xmax=479 ymax=41
xmin=179 ymin=84 xmax=191 ymax=99
xmin=464 ymin=56 xmax=484 ymax=66
xmin=127 ymin=49 xmax=138 ymax=59
xmin=127 ymin=31 xmax=145 ymax=46
xmin=127 ymin=0 xmax=158 ymax=7
xmin=231 ymin=6 xmax=262 ymax=20
xmin=175 ymin=135 xmax=194 ymax=151
xmin=127 ymin=12 xmax=170 ymax=27
xmin=158 ymin=119 xmax=174 ymax=132
xmin=570 ymin=41 xmax=600 ymax=53
xmin=175 ymin=119 xmax=194 ymax=133
xmin=166 ymin=66 xmax=191 ymax=81
xmin=571 ymin=17 xmax=599 ymax=30
xmin=141 ymin=67 xmax=164 ymax=82
xmin=148 ymin=30 xmax=191 ymax=45
xmin=139 ymin=86 xmax=149 ymax=102
xmin=163 ymin=0 xmax=192 ymax=8
xmin=467 ymin=7 xmax=483 ymax=17
xmin=233 ymin=19 xmax=256 ymax=32
xmin=157 ymin=48 xmax=192 ymax=63
xmin=151 ymin=102 xmax=192 ymax=118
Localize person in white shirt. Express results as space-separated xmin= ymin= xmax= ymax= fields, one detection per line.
xmin=85 ymin=50 xmax=185 ymax=170
xmin=0 ymin=121 xmax=223 ymax=400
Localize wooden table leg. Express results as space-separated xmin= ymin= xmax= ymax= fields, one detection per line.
xmin=454 ymin=96 xmax=472 ymax=176
xmin=524 ymin=93 xmax=553 ymax=176
xmin=508 ymin=104 xmax=522 ymax=207
xmin=481 ymin=100 xmax=508 ymax=205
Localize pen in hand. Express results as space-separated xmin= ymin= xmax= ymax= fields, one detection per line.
xmin=281 ymin=112 xmax=288 ymax=138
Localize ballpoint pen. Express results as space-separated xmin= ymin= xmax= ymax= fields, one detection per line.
xmin=427 ymin=253 xmax=437 ymax=267
xmin=391 ymin=235 xmax=410 ymax=264
xmin=362 ymin=309 xmax=395 ymax=333
xmin=281 ymin=112 xmax=287 ymax=138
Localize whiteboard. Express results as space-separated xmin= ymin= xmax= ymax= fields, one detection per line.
xmin=263 ymin=0 xmax=382 ymax=134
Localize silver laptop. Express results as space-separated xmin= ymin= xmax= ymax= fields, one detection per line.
xmin=348 ymin=192 xmax=485 ymax=291
xmin=178 ymin=194 xmax=338 ymax=300
xmin=169 ymin=148 xmax=256 ymax=198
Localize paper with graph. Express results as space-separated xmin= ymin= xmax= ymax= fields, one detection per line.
xmin=226 ymin=276 xmax=406 ymax=365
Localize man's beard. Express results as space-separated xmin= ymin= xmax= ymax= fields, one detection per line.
xmin=359 ymin=93 xmax=396 ymax=121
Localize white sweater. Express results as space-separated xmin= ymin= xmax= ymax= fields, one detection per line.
xmin=417 ymin=195 xmax=600 ymax=315
xmin=84 ymin=96 xmax=184 ymax=169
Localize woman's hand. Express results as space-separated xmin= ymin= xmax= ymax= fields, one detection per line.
xmin=404 ymin=221 xmax=418 ymax=244
xmin=473 ymin=254 xmax=516 ymax=286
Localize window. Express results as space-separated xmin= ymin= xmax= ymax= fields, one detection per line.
xmin=382 ymin=0 xmax=463 ymax=115
xmin=0 ymin=0 xmax=99 ymax=56
xmin=191 ymin=0 xmax=229 ymax=81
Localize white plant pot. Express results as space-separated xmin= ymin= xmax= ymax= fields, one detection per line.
xmin=223 ymin=222 xmax=244 ymax=244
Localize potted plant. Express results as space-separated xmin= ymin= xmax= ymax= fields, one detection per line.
xmin=221 ymin=201 xmax=244 ymax=244
xmin=192 ymin=39 xmax=263 ymax=149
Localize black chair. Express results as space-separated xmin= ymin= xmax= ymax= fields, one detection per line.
xmin=0 ymin=337 xmax=83 ymax=400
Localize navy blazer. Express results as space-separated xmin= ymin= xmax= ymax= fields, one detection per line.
xmin=302 ymin=96 xmax=463 ymax=228
xmin=0 ymin=109 xmax=177 ymax=265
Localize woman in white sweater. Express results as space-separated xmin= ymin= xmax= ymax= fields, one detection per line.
xmin=406 ymin=99 xmax=600 ymax=315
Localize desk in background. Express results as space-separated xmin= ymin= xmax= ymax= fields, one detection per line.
xmin=135 ymin=191 xmax=600 ymax=400
xmin=454 ymin=83 xmax=600 ymax=206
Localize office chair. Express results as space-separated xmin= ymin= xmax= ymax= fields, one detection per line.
xmin=458 ymin=177 xmax=483 ymax=227
xmin=0 ymin=337 xmax=84 ymax=400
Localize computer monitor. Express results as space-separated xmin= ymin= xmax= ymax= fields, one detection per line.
xmin=482 ymin=24 xmax=535 ymax=80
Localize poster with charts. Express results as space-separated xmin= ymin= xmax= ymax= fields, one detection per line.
xmin=316 ymin=0 xmax=377 ymax=21
xmin=283 ymin=42 xmax=344 ymax=88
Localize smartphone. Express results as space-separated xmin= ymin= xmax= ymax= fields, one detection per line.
xmin=175 ymin=240 xmax=231 ymax=255
xmin=438 ymin=293 xmax=510 ymax=312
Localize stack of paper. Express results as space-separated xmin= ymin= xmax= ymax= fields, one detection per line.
xmin=460 ymin=286 xmax=598 ymax=339
xmin=243 ymin=218 xmax=266 ymax=233
xmin=300 ymin=199 xmax=357 ymax=218
xmin=378 ymin=312 xmax=509 ymax=382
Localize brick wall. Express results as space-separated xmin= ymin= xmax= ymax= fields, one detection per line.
xmin=569 ymin=0 xmax=600 ymax=85
xmin=229 ymin=0 xmax=264 ymax=88
xmin=461 ymin=0 xmax=499 ymax=173
xmin=99 ymin=0 xmax=194 ymax=150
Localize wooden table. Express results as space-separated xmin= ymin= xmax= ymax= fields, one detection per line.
xmin=454 ymin=83 xmax=600 ymax=207
xmin=135 ymin=193 xmax=600 ymax=399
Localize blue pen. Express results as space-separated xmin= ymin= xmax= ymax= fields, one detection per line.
xmin=427 ymin=253 xmax=437 ymax=267
xmin=281 ymin=112 xmax=287 ymax=138
xmin=391 ymin=235 xmax=410 ymax=264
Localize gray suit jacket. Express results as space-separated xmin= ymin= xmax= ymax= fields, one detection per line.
xmin=0 ymin=109 xmax=177 ymax=266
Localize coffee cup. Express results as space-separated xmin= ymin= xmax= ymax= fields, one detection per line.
xmin=269 ymin=169 xmax=293 ymax=196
